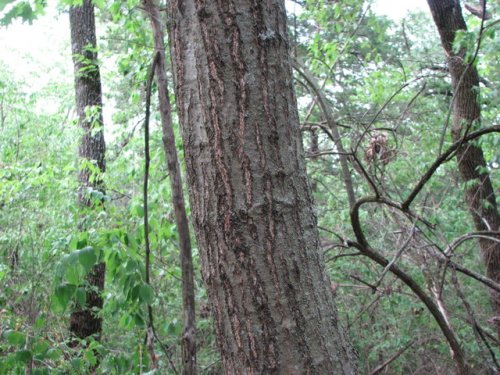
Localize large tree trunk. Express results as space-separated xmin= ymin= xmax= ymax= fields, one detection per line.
xmin=141 ymin=1 xmax=197 ymax=373
xmin=426 ymin=0 xmax=500 ymax=333
xmin=168 ymin=1 xmax=357 ymax=374
xmin=69 ymin=0 xmax=106 ymax=340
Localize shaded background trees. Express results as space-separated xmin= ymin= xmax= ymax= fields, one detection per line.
xmin=426 ymin=0 xmax=500 ymax=337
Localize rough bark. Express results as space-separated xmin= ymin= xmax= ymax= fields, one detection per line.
xmin=142 ymin=1 xmax=197 ymax=373
xmin=169 ymin=1 xmax=357 ymax=374
xmin=69 ymin=0 xmax=106 ymax=340
xmin=426 ymin=0 xmax=500 ymax=334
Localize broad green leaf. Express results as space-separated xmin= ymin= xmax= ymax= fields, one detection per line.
xmin=167 ymin=320 xmax=182 ymax=336
xmin=130 ymin=284 xmax=140 ymax=301
xmin=133 ymin=204 xmax=144 ymax=218
xmin=119 ymin=314 xmax=132 ymax=329
xmin=133 ymin=313 xmax=145 ymax=327
xmin=75 ymin=287 xmax=86 ymax=307
xmin=15 ymin=350 xmax=32 ymax=364
xmin=34 ymin=315 xmax=45 ymax=329
xmin=76 ymin=236 xmax=88 ymax=250
xmin=3 ymin=330 xmax=25 ymax=346
xmin=77 ymin=246 xmax=97 ymax=272
xmin=54 ymin=283 xmax=76 ymax=310
xmin=139 ymin=284 xmax=154 ymax=304
xmin=45 ymin=348 xmax=62 ymax=360
xmin=33 ymin=340 xmax=49 ymax=356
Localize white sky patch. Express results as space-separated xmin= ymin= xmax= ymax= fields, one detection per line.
xmin=285 ymin=0 xmax=304 ymax=16
xmin=285 ymin=0 xmax=428 ymax=19
xmin=0 ymin=0 xmax=430 ymax=124
xmin=0 ymin=0 xmax=430 ymax=85
xmin=372 ymin=0 xmax=428 ymax=20
xmin=0 ymin=4 xmax=71 ymax=91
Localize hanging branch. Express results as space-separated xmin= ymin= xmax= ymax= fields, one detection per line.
xmin=367 ymin=339 xmax=415 ymax=375
xmin=293 ymin=58 xmax=357 ymax=209
xmin=349 ymin=197 xmax=470 ymax=374
xmin=343 ymin=120 xmax=500 ymax=374
xmin=451 ymin=269 xmax=499 ymax=371
xmin=402 ymin=125 xmax=500 ymax=209
xmin=142 ymin=1 xmax=197 ymax=373
xmin=144 ymin=50 xmax=159 ymax=369
xmin=143 ymin=51 xmax=179 ymax=375
xmin=434 ymin=255 xmax=500 ymax=293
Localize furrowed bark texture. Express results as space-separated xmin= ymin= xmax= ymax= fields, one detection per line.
xmin=169 ymin=1 xmax=357 ymax=374
xmin=142 ymin=1 xmax=197 ymax=373
xmin=427 ymin=0 xmax=500 ymax=333
xmin=69 ymin=0 xmax=106 ymax=340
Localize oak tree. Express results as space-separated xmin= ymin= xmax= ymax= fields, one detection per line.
xmin=169 ymin=1 xmax=358 ymax=373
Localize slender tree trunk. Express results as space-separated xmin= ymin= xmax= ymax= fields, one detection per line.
xmin=141 ymin=1 xmax=197 ymax=373
xmin=426 ymin=0 xmax=500 ymax=334
xmin=69 ymin=0 xmax=106 ymax=340
xmin=168 ymin=1 xmax=358 ymax=373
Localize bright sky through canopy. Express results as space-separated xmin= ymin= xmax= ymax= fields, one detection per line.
xmin=372 ymin=0 xmax=427 ymax=19
xmin=1 ymin=0 xmax=429 ymax=86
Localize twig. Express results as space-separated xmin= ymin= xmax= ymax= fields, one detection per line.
xmin=348 ymin=292 xmax=383 ymax=329
xmin=350 ymin=274 xmax=378 ymax=292
xmin=368 ymin=339 xmax=415 ymax=375
xmin=143 ymin=52 xmax=179 ymax=375
xmin=326 ymin=252 xmax=362 ymax=263
xmin=433 ymin=254 xmax=500 ymax=293
xmin=375 ymin=220 xmax=417 ymax=288
xmin=144 ymin=51 xmax=161 ymax=371
xmin=293 ymin=59 xmax=356 ymax=209
xmin=349 ymin=195 xmax=470 ymax=373
xmin=402 ymin=125 xmax=500 ymax=209
xmin=451 ymin=269 xmax=499 ymax=371
xmin=444 ymin=231 xmax=500 ymax=256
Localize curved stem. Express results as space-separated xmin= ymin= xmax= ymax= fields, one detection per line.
xmin=350 ymin=198 xmax=469 ymax=374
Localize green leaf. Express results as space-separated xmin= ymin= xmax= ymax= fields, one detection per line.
xmin=130 ymin=284 xmax=140 ymax=301
xmin=33 ymin=340 xmax=49 ymax=356
xmin=3 ymin=330 xmax=25 ymax=346
xmin=54 ymin=283 xmax=76 ymax=310
xmin=15 ymin=350 xmax=32 ymax=364
xmin=34 ymin=315 xmax=45 ymax=329
xmin=119 ymin=314 xmax=133 ymax=329
xmin=70 ymin=358 xmax=82 ymax=371
xmin=133 ymin=204 xmax=144 ymax=218
xmin=139 ymin=284 xmax=154 ymax=304
xmin=464 ymin=178 xmax=480 ymax=189
xmin=167 ymin=320 xmax=182 ymax=336
xmin=133 ymin=313 xmax=145 ymax=327
xmin=75 ymin=287 xmax=86 ymax=307
xmin=78 ymin=246 xmax=96 ymax=272
xmin=0 ymin=2 xmax=40 ymax=26
xmin=76 ymin=236 xmax=88 ymax=250
xmin=0 ymin=0 xmax=15 ymax=12
xmin=66 ymin=263 xmax=83 ymax=285
xmin=45 ymin=348 xmax=62 ymax=360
